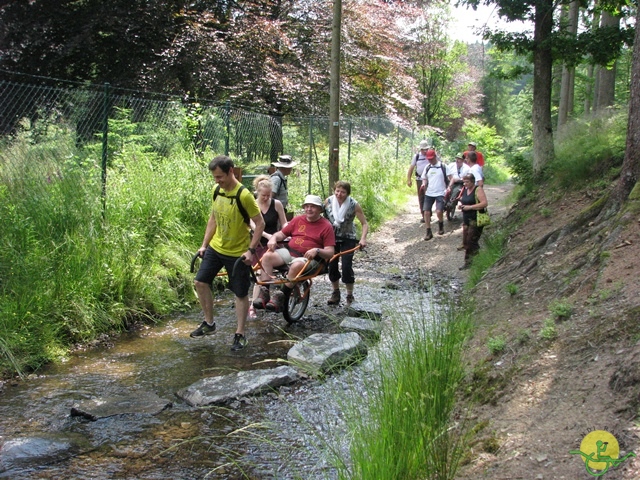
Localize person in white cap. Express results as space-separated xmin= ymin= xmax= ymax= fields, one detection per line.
xmin=254 ymin=194 xmax=335 ymax=312
xmin=407 ymin=140 xmax=432 ymax=222
xmin=270 ymin=154 xmax=297 ymax=212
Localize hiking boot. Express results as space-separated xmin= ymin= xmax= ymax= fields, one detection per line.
xmin=438 ymin=223 xmax=445 ymax=235
xmin=420 ymin=217 xmax=425 ymax=223
xmin=230 ymin=333 xmax=248 ymax=351
xmin=346 ymin=294 xmax=354 ymax=305
xmin=190 ymin=321 xmax=216 ymax=337
xmin=327 ymin=289 xmax=341 ymax=305
xmin=266 ymin=290 xmax=285 ymax=312
xmin=252 ymin=286 xmax=270 ymax=310
xmin=424 ymin=229 xmax=433 ymax=241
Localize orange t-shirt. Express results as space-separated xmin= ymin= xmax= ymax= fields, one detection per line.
xmin=464 ymin=150 xmax=485 ymax=167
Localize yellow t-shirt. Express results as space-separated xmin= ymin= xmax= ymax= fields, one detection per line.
xmin=209 ymin=183 xmax=260 ymax=257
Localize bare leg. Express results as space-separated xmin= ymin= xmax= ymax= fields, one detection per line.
xmin=235 ymin=296 xmax=249 ymax=335
xmin=195 ymin=280 xmax=214 ymax=325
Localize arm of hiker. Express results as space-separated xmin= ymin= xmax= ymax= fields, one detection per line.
xmin=198 ymin=211 xmax=217 ymax=256
xmin=355 ymin=204 xmax=369 ymax=247
xmin=407 ymin=164 xmax=415 ymax=187
xmin=245 ymin=214 xmax=265 ymax=263
xmin=274 ymin=199 xmax=288 ymax=233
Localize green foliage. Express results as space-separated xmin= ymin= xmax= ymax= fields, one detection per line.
xmin=487 ymin=335 xmax=506 ymax=355
xmin=333 ymin=295 xmax=473 ymax=479
xmin=506 ymin=283 xmax=519 ymax=296
xmin=550 ymin=110 xmax=626 ymax=189
xmin=539 ymin=318 xmax=558 ymax=340
xmin=549 ymin=299 xmax=573 ymax=320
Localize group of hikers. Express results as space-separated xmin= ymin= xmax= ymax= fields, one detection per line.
xmin=407 ymin=139 xmax=488 ymax=269
xmin=190 ymin=154 xmax=368 ymax=351
xmin=191 ymin=141 xmax=487 ymax=350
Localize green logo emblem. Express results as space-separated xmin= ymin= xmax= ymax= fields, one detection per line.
xmin=570 ymin=430 xmax=636 ymax=477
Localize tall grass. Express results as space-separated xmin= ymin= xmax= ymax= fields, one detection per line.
xmin=331 ymin=294 xmax=473 ymax=479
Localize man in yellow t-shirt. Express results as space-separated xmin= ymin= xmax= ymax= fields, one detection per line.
xmin=191 ymin=155 xmax=265 ymax=351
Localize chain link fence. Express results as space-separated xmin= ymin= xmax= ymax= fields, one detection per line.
xmin=0 ymin=73 xmax=417 ymax=203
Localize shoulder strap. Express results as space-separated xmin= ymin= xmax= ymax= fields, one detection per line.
xmin=441 ymin=164 xmax=447 ymax=184
xmin=213 ymin=184 xmax=250 ymax=225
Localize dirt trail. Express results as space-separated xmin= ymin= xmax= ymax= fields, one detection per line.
xmin=365 ymin=183 xmax=514 ymax=279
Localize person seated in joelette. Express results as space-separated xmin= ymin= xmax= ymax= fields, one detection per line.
xmin=254 ymin=195 xmax=336 ymax=312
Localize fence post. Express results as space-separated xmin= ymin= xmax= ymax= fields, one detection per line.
xmin=347 ymin=119 xmax=352 ymax=170
xmin=224 ymin=100 xmax=230 ymax=156
xmin=308 ymin=116 xmax=313 ymax=194
xmin=101 ymin=82 xmax=110 ymax=218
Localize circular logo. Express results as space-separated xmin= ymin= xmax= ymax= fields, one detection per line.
xmin=579 ymin=430 xmax=620 ymax=471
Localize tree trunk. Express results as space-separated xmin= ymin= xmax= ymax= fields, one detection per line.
xmin=532 ymin=0 xmax=555 ymax=173
xmin=328 ymin=0 xmax=342 ymax=189
xmin=611 ymin=6 xmax=640 ymax=204
xmin=557 ymin=0 xmax=579 ymax=129
xmin=594 ymin=11 xmax=619 ymax=111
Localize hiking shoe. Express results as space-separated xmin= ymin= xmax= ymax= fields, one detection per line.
xmin=230 ymin=333 xmax=247 ymax=351
xmin=190 ymin=321 xmax=216 ymax=337
xmin=327 ymin=289 xmax=341 ymax=305
xmin=424 ymin=229 xmax=433 ymax=241
xmin=346 ymin=294 xmax=354 ymax=305
xmin=266 ymin=290 xmax=285 ymax=312
xmin=438 ymin=227 xmax=445 ymax=235
xmin=252 ymin=286 xmax=270 ymax=310
xmin=420 ymin=218 xmax=425 ymax=223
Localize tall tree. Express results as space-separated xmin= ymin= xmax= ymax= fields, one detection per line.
xmin=611 ymin=5 xmax=640 ymax=205
xmin=557 ymin=0 xmax=579 ymax=129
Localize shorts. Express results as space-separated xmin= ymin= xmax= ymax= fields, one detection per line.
xmin=423 ymin=195 xmax=445 ymax=213
xmin=194 ymin=246 xmax=251 ymax=298
xmin=274 ymin=248 xmax=322 ymax=275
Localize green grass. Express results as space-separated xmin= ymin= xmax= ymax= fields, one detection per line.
xmin=467 ymin=227 xmax=509 ymax=289
xmin=331 ymin=295 xmax=473 ymax=479
xmin=487 ymin=335 xmax=506 ymax=355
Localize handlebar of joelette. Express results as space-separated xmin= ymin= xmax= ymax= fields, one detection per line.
xmin=190 ymin=252 xmax=202 ymax=273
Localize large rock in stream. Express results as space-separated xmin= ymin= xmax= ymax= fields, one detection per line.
xmin=287 ymin=332 xmax=368 ymax=375
xmin=176 ymin=365 xmax=300 ymax=407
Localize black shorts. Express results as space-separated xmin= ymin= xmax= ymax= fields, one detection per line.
xmin=194 ymin=246 xmax=251 ymax=298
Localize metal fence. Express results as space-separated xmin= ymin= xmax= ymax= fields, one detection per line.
xmin=0 ymin=73 xmax=417 ymax=205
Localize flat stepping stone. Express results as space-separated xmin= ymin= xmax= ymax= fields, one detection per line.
xmin=287 ymin=332 xmax=367 ymax=375
xmin=176 ymin=365 xmax=299 ymax=407
xmin=70 ymin=391 xmax=172 ymax=420
xmin=340 ymin=316 xmax=382 ymax=340
xmin=344 ymin=302 xmax=383 ymax=320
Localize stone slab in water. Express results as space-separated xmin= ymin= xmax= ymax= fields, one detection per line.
xmin=0 ymin=435 xmax=80 ymax=470
xmin=344 ymin=302 xmax=383 ymax=320
xmin=176 ymin=365 xmax=299 ymax=407
xmin=340 ymin=316 xmax=382 ymax=340
xmin=70 ymin=391 xmax=172 ymax=421
xmin=287 ymin=332 xmax=367 ymax=375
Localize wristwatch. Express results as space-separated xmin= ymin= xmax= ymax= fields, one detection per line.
xmin=248 ymin=247 xmax=256 ymax=254
xmin=316 ymin=248 xmax=321 ymax=256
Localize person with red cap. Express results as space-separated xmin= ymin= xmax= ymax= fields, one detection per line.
xmin=420 ymin=148 xmax=448 ymax=240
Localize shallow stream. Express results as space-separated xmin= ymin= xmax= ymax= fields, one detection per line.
xmin=0 ymin=260 xmax=458 ymax=479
